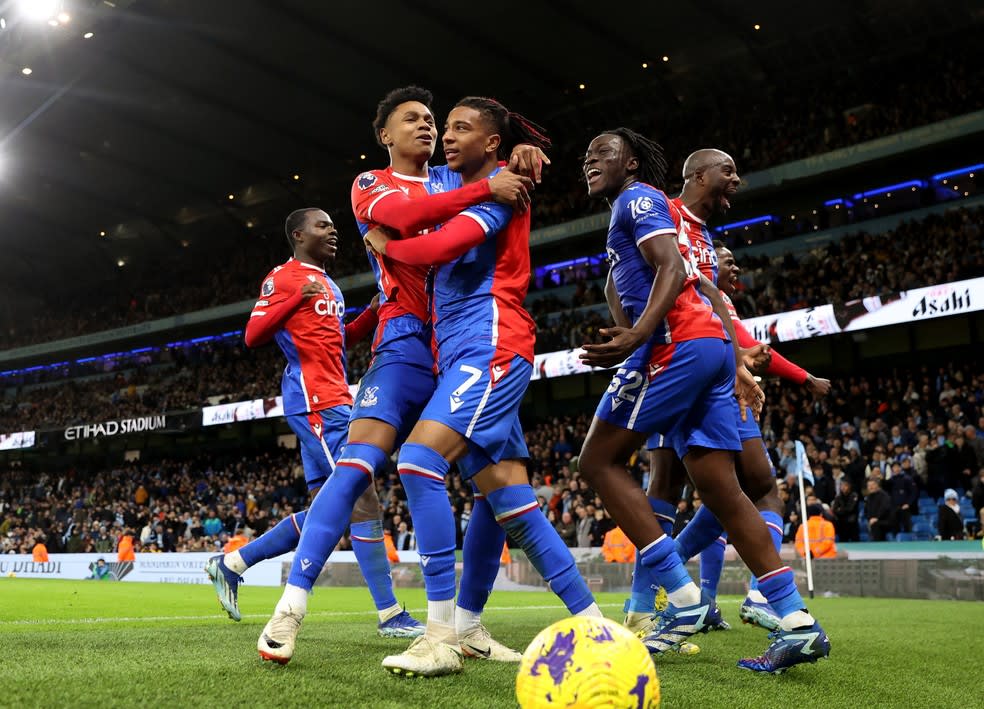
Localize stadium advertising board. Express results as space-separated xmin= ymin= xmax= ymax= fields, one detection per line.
xmin=741 ymin=276 xmax=983 ymax=344
xmin=0 ymin=430 xmax=35 ymax=450
xmin=202 ymin=396 xmax=285 ymax=426
xmin=63 ymin=415 xmax=168 ymax=441
xmin=0 ymin=553 xmax=284 ymax=586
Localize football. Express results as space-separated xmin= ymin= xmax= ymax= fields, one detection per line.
xmin=516 ymin=616 xmax=660 ymax=708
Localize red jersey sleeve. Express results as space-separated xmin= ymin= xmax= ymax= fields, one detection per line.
xmin=244 ymin=270 xmax=304 ymax=347
xmin=732 ymin=318 xmax=808 ymax=384
xmin=344 ymin=307 xmax=379 ymax=345
xmin=383 ymin=214 xmax=486 ymax=265
xmin=351 ymin=171 xmax=492 ymax=234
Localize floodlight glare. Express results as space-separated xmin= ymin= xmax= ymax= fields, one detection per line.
xmin=20 ymin=0 xmax=60 ymax=22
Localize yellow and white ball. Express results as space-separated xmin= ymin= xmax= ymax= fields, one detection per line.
xmin=516 ymin=616 xmax=660 ymax=708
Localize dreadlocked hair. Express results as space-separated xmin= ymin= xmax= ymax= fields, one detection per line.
xmin=453 ymin=96 xmax=551 ymax=159
xmin=601 ymin=127 xmax=669 ymax=190
xmin=372 ymin=86 xmax=434 ymax=148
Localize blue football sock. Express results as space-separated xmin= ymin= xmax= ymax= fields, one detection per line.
xmin=640 ymin=534 xmax=692 ymax=595
xmin=674 ymin=504 xmax=724 ymax=562
xmin=240 ymin=509 xmax=306 ymax=568
xmin=756 ymin=566 xmax=805 ymax=619
xmin=286 ymin=442 xmax=384 ymax=590
xmin=750 ymin=510 xmax=784 ymax=592
xmin=458 ymin=487 xmax=505 ymax=614
xmin=398 ymin=443 xmax=455 ymax=602
xmin=699 ymin=536 xmax=727 ymax=599
xmin=351 ymin=519 xmax=397 ymax=611
xmin=627 ymin=498 xmax=677 ymax=613
xmin=488 ymin=485 xmax=593 ymax=614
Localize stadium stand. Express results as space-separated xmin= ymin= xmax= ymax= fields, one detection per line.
xmin=4 ymin=355 xmax=981 ymax=556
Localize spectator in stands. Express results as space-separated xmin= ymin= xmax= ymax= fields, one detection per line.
xmin=395 ymin=521 xmax=414 ymax=551
xmin=972 ymin=468 xmax=984 ymax=521
xmin=832 ymin=479 xmax=860 ymax=542
xmin=864 ymin=478 xmax=895 ymax=541
xmin=889 ymin=461 xmax=918 ymax=534
xmin=575 ymin=506 xmax=592 ymax=548
xmin=555 ymin=511 xmax=577 ymax=548
xmin=813 ymin=466 xmax=836 ymax=506
xmin=938 ymin=489 xmax=966 ymax=540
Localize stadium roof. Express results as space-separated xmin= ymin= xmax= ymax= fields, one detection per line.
xmin=1 ymin=0 xmax=981 ymax=290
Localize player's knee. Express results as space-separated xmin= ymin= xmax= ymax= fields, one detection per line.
xmin=350 ymin=485 xmax=381 ymax=522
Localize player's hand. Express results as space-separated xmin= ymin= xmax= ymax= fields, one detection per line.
xmin=578 ymin=327 xmax=643 ymax=368
xmin=805 ymin=374 xmax=831 ymax=397
xmin=364 ymin=226 xmax=396 ymax=256
xmin=507 ymin=144 xmax=551 ymax=183
xmin=300 ymin=282 xmax=327 ymax=299
xmin=489 ymin=171 xmax=533 ymax=213
xmin=740 ymin=344 xmax=771 ymax=372
xmin=735 ymin=365 xmax=765 ymax=421
xmin=368 ymin=294 xmax=381 ymax=312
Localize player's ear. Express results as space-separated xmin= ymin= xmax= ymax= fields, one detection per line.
xmin=378 ymin=127 xmax=393 ymax=148
xmin=486 ymin=133 xmax=502 ymax=157
xmin=626 ymin=155 xmax=639 ymax=175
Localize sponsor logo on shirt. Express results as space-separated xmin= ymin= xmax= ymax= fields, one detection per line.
xmin=628 ymin=196 xmax=654 ymax=219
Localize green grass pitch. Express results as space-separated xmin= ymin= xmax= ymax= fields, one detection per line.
xmin=1 ymin=578 xmax=981 ymax=708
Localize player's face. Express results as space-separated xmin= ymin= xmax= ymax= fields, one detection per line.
xmin=703 ymin=155 xmax=740 ymax=214
xmin=381 ymin=101 xmax=437 ymax=161
xmin=443 ymin=106 xmax=498 ymax=174
xmin=301 ymin=210 xmax=338 ymax=266
xmin=715 ymin=247 xmax=740 ymax=295
xmin=583 ymin=134 xmax=633 ymax=200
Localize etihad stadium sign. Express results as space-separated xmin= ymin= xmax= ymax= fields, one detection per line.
xmin=63 ymin=415 xmax=167 ymax=441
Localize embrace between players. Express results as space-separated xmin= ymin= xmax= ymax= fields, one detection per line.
xmin=208 ymin=85 xmax=831 ymax=677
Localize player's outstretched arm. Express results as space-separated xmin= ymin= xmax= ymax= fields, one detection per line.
xmin=365 ymin=215 xmax=487 ymax=266
xmin=344 ymin=294 xmax=380 ymax=345
xmin=245 ymin=282 xmax=322 ymax=347
xmin=579 ymin=235 xmax=685 ymax=368
xmin=358 ymin=172 xmax=532 ymax=236
xmin=730 ymin=316 xmax=827 ymax=391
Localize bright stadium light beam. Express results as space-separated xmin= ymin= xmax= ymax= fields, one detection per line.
xmin=19 ymin=0 xmax=60 ymax=22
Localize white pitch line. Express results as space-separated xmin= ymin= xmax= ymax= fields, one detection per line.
xmin=0 ymin=599 xmax=737 ymax=627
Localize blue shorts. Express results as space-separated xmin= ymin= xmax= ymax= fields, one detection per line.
xmin=596 ymin=337 xmax=741 ymax=461
xmin=351 ymin=315 xmax=436 ymax=445
xmin=421 ymin=342 xmax=531 ymax=480
xmin=736 ymin=403 xmax=762 ymax=442
xmin=285 ymin=405 xmax=351 ymax=491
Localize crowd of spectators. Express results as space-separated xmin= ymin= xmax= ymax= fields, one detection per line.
xmin=3 ymin=36 xmax=982 ymax=351
xmin=4 ymin=357 xmax=984 ymax=558
xmin=731 ymin=207 xmax=984 ymax=319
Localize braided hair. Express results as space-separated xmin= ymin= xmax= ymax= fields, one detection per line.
xmin=452 ymin=96 xmax=551 ymax=159
xmin=601 ymin=127 xmax=668 ymax=190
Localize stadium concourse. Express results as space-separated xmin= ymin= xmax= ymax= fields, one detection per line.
xmin=4 ymin=0 xmax=984 ymax=705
